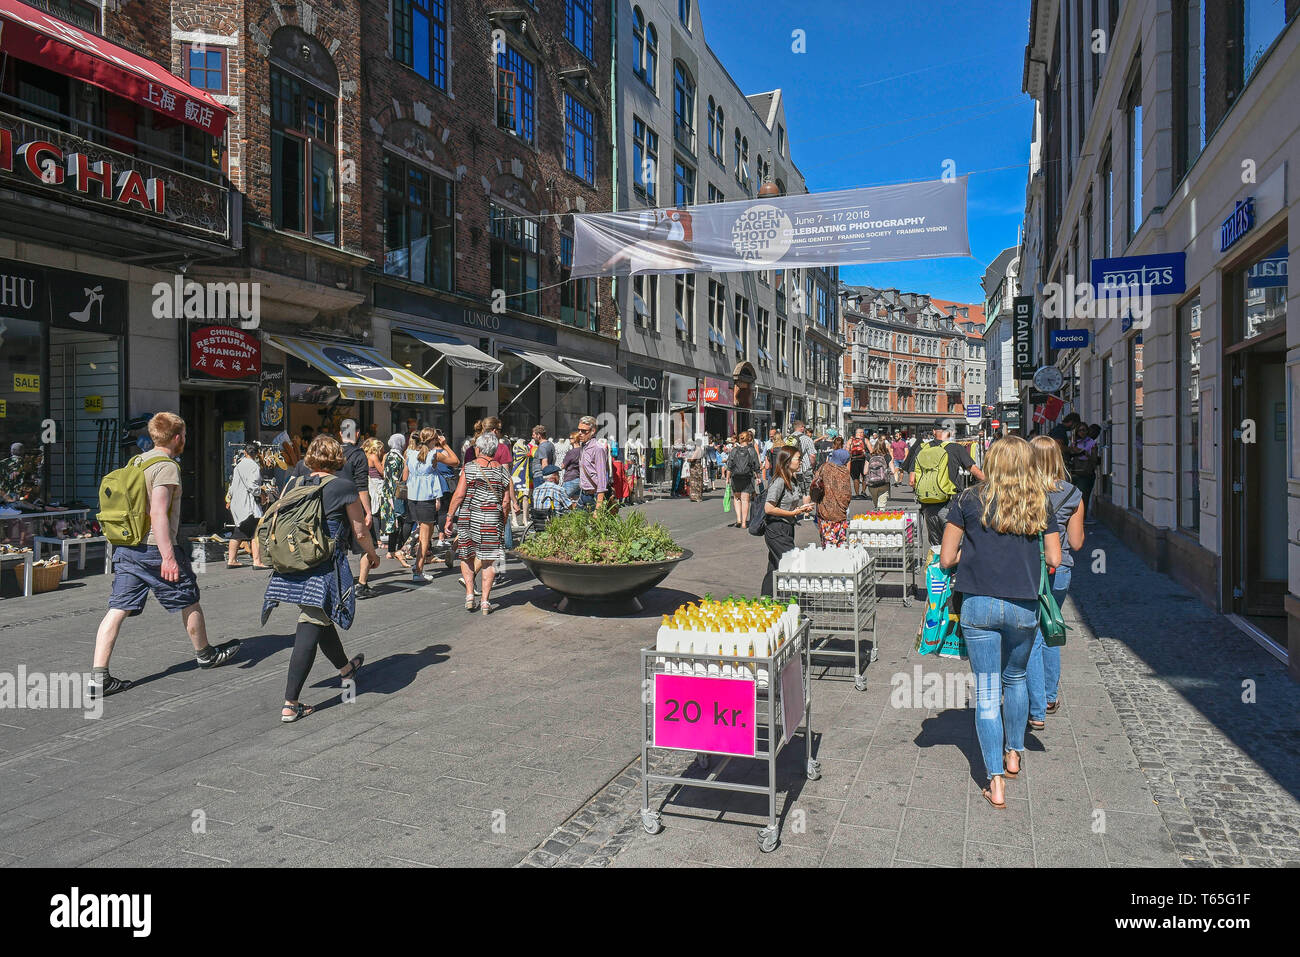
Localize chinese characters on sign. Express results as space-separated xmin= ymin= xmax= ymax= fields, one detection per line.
xmin=188 ymin=325 xmax=262 ymax=381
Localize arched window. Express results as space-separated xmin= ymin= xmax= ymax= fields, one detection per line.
xmin=632 ymin=7 xmax=645 ymax=78
xmin=679 ymin=0 xmax=690 ymax=28
xmin=733 ymin=128 xmax=741 ymax=171
xmin=644 ymin=23 xmax=658 ymax=90
xmin=714 ymin=105 xmax=724 ymax=163
xmin=741 ymin=136 xmax=749 ymax=188
xmin=673 ymin=61 xmax=694 ymax=150
xmin=269 ymin=28 xmax=339 ymax=244
xmin=706 ymin=97 xmax=717 ymax=158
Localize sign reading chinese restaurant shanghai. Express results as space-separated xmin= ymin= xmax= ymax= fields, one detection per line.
xmin=189 ymin=325 xmax=261 ymax=381
xmin=571 ymin=177 xmax=970 ymax=277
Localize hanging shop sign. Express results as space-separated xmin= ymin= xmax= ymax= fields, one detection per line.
xmin=1049 ymin=329 xmax=1090 ymax=349
xmin=1012 ymin=296 xmax=1034 ymax=381
xmin=0 ymin=258 xmax=128 ymax=335
xmin=1090 ymin=252 xmax=1186 ymax=297
xmin=259 ymin=363 xmax=286 ymax=429
xmin=1219 ymin=198 xmax=1255 ymax=253
xmin=188 ymin=325 xmax=261 ymax=381
xmin=572 ymin=177 xmax=970 ymax=277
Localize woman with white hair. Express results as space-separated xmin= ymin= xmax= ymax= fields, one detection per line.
xmin=378 ymin=433 xmax=410 ymax=568
xmin=445 ymin=431 xmax=512 ymax=614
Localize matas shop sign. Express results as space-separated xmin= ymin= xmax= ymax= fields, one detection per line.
xmin=0 ymin=127 xmax=165 ymax=215
xmin=189 ymin=326 xmax=261 ymax=381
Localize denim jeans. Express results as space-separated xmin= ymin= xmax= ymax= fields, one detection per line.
xmin=960 ymin=594 xmax=1038 ymax=781
xmin=1027 ymin=563 xmax=1071 ymax=720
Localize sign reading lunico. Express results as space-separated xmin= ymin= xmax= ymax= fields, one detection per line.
xmin=1012 ymin=296 xmax=1034 ymax=381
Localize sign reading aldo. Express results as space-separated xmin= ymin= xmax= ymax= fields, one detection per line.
xmin=1012 ymin=296 xmax=1034 ymax=381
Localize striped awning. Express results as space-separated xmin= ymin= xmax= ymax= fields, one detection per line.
xmin=266 ymin=334 xmax=444 ymax=404
xmin=500 ymin=348 xmax=584 ymax=382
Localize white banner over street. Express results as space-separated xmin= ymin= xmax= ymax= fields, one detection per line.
xmin=571 ymin=176 xmax=969 ymax=278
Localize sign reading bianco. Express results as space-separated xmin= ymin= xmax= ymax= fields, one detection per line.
xmin=571 ymin=178 xmax=970 ymax=277
xmin=1012 ymin=297 xmax=1034 ymax=381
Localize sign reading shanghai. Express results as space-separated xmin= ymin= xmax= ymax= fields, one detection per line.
xmin=570 ymin=177 xmax=970 ymax=278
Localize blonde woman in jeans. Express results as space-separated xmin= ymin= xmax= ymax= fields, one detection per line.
xmin=940 ymin=436 xmax=1061 ymax=810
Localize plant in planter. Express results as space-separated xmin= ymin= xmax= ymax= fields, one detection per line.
xmin=516 ymin=503 xmax=682 ymax=565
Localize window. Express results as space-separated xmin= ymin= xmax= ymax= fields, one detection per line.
xmin=776 ymin=316 xmax=786 ymax=368
xmin=733 ymin=294 xmax=749 ymax=359
xmin=632 ymin=117 xmax=658 ymax=201
xmin=632 ymin=8 xmax=655 ymax=89
xmin=804 ymin=273 xmax=814 ymax=317
xmin=673 ymin=63 xmax=695 ymax=151
xmin=383 ymin=152 xmax=454 ymax=290
xmin=675 ymin=273 xmax=695 ymax=341
xmin=496 ymin=44 xmax=535 ymax=143
xmin=271 ymin=67 xmax=338 ymax=243
xmin=1101 ymin=353 xmax=1113 ymax=500
xmin=1101 ymin=144 xmax=1114 ymax=257
xmin=679 ymin=0 xmax=690 ymax=28
xmin=1243 ymin=0 xmax=1287 ymax=83
xmin=1125 ymin=72 xmax=1142 ymax=242
xmin=1177 ymin=295 xmax=1201 ymax=531
xmin=707 ymin=280 xmax=726 ymax=352
xmin=1174 ymin=1 xmax=1206 ymax=179
xmin=1234 ymin=242 xmax=1288 ymax=343
xmin=566 ymin=0 xmax=594 ymax=60
xmin=1130 ymin=334 xmax=1143 ymax=511
xmin=756 ymin=307 xmax=770 ymax=364
xmin=393 ymin=0 xmax=448 ymax=90
xmin=673 ymin=157 xmax=695 ymax=206
xmin=777 ymin=124 xmax=785 ymax=157
xmin=707 ymin=182 xmax=724 ymax=204
xmin=792 ymin=328 xmax=802 ymax=379
xmin=564 ymin=94 xmax=595 ymax=184
xmin=816 ymin=284 xmax=828 ymax=327
xmin=560 ymin=234 xmax=596 ymax=330
xmin=186 ymin=44 xmax=228 ymax=93
xmin=633 ymin=274 xmax=659 ymax=330
xmin=490 ymin=203 xmax=539 ymax=315
xmin=738 ymin=136 xmax=750 ymax=190
xmin=707 ymin=98 xmax=720 ymax=161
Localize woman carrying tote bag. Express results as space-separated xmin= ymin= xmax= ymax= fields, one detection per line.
xmin=760 ymin=446 xmax=816 ymax=595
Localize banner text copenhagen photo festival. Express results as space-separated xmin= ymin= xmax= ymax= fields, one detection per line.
xmin=571 ymin=176 xmax=970 ymax=278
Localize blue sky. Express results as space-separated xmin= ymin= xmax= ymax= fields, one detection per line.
xmin=700 ymin=0 xmax=1033 ymax=305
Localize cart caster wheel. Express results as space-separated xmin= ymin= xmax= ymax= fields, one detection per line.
xmin=869 ymin=647 xmax=879 ymax=663
xmin=806 ymin=759 xmax=822 ymax=781
xmin=758 ymin=827 xmax=780 ymax=853
xmin=691 ymin=753 xmax=710 ymax=771
xmin=903 ymin=597 xmax=914 ymax=607
xmin=854 ymin=679 xmax=867 ymax=692
xmin=640 ymin=809 xmax=663 ymax=835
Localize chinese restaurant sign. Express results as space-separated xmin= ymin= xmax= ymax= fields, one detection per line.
xmin=572 ymin=178 xmax=970 ymax=277
xmin=189 ymin=325 xmax=261 ymax=381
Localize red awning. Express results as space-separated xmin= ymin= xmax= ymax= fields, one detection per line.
xmin=0 ymin=0 xmax=230 ymax=136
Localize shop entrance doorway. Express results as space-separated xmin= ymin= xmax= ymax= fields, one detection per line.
xmin=48 ymin=328 xmax=122 ymax=506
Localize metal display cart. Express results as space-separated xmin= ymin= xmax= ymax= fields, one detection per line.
xmin=639 ymin=618 xmax=816 ymax=853
xmin=774 ymin=560 xmax=878 ymax=691
xmin=846 ymin=523 xmax=920 ymax=606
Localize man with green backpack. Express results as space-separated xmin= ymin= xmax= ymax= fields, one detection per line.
xmin=90 ymin=412 xmax=240 ymax=698
xmin=905 ymin=420 xmax=985 ymax=561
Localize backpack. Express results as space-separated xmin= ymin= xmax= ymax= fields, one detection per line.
xmin=914 ymin=442 xmax=957 ymax=504
xmin=731 ymin=446 xmax=754 ymax=477
xmin=98 ymin=453 xmax=159 ymax=546
xmin=848 ymin=437 xmax=866 ymax=458
xmin=867 ymin=453 xmax=890 ymax=485
xmin=257 ymin=474 xmax=338 ymax=574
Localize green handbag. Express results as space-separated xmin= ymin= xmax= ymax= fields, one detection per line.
xmin=1038 ymin=533 xmax=1068 ymax=647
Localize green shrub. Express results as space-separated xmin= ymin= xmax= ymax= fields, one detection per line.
xmin=516 ymin=502 xmax=682 ymax=564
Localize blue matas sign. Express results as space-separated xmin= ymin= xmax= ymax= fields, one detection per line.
xmin=1050 ymin=329 xmax=1090 ymax=349
xmin=1091 ymin=252 xmax=1186 ymax=297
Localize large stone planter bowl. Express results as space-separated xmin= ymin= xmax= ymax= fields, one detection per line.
xmin=508 ymin=548 xmax=692 ymax=610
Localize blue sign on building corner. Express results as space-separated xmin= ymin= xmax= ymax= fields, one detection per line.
xmin=1050 ymin=329 xmax=1090 ymax=349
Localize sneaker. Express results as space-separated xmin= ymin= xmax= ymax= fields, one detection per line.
xmin=197 ymin=639 xmax=240 ymax=669
xmin=411 ymin=570 xmax=432 ymax=583
xmin=356 ymin=583 xmax=376 ymax=599
xmin=88 ymin=673 xmax=133 ymax=698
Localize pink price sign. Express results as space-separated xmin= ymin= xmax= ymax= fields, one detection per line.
xmin=652 ymin=673 xmax=757 ymax=757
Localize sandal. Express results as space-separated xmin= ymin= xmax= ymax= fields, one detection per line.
xmin=225 ymin=563 xmax=243 ymax=569
xmin=339 ymin=654 xmax=365 ymax=683
xmin=1028 ymin=718 xmax=1045 ymax=731
xmin=982 ymin=786 xmax=1006 ymax=810
xmin=281 ymin=702 xmax=314 ymax=723
xmin=465 ymin=597 xmax=478 ymax=612
xmin=1004 ymin=751 xmax=1020 ymax=778
xmin=1046 ymin=700 xmax=1059 ymax=715
xmin=480 ymin=601 xmax=499 ymax=616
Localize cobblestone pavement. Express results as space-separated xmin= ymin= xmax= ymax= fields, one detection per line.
xmin=2 ymin=486 xmax=1296 ymax=867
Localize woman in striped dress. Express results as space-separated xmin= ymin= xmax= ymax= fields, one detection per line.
xmin=445 ymin=431 xmax=512 ymax=615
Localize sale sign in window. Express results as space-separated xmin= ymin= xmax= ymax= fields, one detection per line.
xmin=652 ymin=673 xmax=757 ymax=757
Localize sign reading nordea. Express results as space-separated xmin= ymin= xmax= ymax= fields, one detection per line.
xmin=1091 ymin=252 xmax=1186 ymax=298
xmin=1050 ymin=329 xmax=1090 ymax=349
xmin=653 ymin=673 xmax=756 ymax=757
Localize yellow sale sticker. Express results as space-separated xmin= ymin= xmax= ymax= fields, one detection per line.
xmin=84 ymin=395 xmax=103 ymax=413
xmin=14 ymin=373 xmax=40 ymax=393
xmin=0 ymin=400 xmax=7 ymax=417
